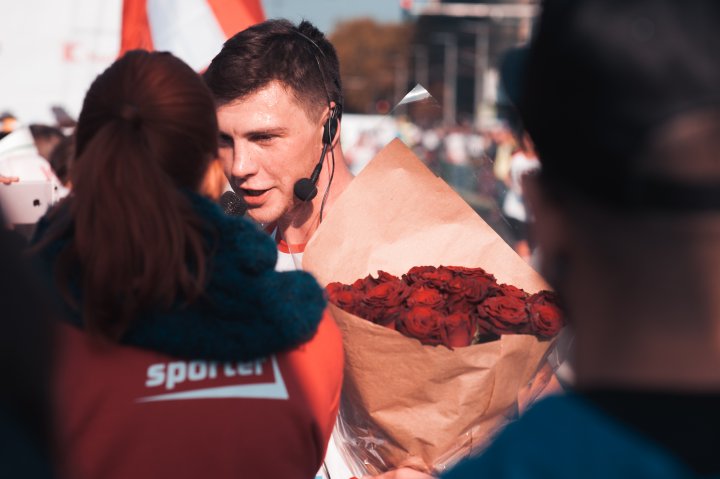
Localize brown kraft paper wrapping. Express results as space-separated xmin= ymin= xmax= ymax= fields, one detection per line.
xmin=303 ymin=139 xmax=553 ymax=475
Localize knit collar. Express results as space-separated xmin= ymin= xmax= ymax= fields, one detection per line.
xmin=33 ymin=192 xmax=326 ymax=362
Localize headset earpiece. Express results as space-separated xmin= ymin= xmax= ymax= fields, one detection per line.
xmin=322 ymin=115 xmax=338 ymax=145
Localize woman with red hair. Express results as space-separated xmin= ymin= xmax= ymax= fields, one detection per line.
xmin=33 ymin=50 xmax=342 ymax=479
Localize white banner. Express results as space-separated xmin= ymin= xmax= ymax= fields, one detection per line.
xmin=0 ymin=0 xmax=122 ymax=124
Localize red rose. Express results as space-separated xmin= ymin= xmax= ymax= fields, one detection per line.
xmin=446 ymin=293 xmax=474 ymax=314
xmin=397 ymin=306 xmax=445 ymax=345
xmin=474 ymin=313 xmax=501 ymax=343
xmin=371 ymin=306 xmax=404 ymax=330
xmin=463 ymin=278 xmax=494 ymax=303
xmin=425 ymin=267 xmax=455 ymax=288
xmin=443 ymin=277 xmax=467 ymax=294
xmin=360 ymin=304 xmax=382 ymax=324
xmin=403 ymin=266 xmax=454 ymax=288
xmin=363 ymin=281 xmax=410 ymax=309
xmin=325 ymin=282 xmax=345 ymax=298
xmin=528 ymin=293 xmax=563 ymax=338
xmin=479 ymin=295 xmax=529 ymax=333
xmin=406 ymin=286 xmax=445 ymax=309
xmin=475 ymin=318 xmax=493 ymax=337
xmin=446 ymin=266 xmax=496 ymax=282
xmin=351 ymin=274 xmax=379 ymax=293
xmin=528 ymin=290 xmax=559 ymax=307
xmin=499 ymin=284 xmax=528 ymax=299
xmin=403 ymin=266 xmax=437 ymax=285
xmin=332 ymin=268 xmax=556 ymax=344
xmin=443 ymin=312 xmax=474 ymax=348
xmin=332 ymin=289 xmax=362 ymax=311
xmin=376 ymin=270 xmax=400 ymax=283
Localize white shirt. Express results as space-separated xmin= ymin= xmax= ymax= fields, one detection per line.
xmin=502 ymin=151 xmax=540 ymax=222
xmin=270 ymin=229 xmax=356 ymax=479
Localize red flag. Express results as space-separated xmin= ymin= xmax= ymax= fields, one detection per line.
xmin=120 ymin=0 xmax=153 ymax=54
xmin=120 ymin=0 xmax=264 ymax=70
xmin=206 ymin=0 xmax=264 ymax=38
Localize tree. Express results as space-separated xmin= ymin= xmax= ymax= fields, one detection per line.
xmin=330 ymin=19 xmax=413 ymax=114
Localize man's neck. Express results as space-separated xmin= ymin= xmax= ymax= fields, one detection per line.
xmin=277 ymin=154 xmax=353 ymax=245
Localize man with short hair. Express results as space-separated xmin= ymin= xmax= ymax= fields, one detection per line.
xmin=204 ymin=19 xmax=354 ymax=271
xmin=444 ymin=0 xmax=720 ymax=477
xmin=204 ymin=19 xmax=356 ymax=478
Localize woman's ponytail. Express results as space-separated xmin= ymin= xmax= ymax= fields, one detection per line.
xmin=39 ymin=50 xmax=218 ymax=338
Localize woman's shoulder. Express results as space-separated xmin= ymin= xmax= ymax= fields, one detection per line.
xmin=278 ymin=310 xmax=343 ymax=469
xmin=280 ymin=310 xmax=344 ymax=407
xmin=285 ymin=311 xmax=343 ymax=362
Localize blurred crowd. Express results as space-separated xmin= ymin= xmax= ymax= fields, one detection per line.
xmin=345 ymin=120 xmax=539 ymax=262
xmin=3 ymin=1 xmax=720 ymax=478
xmin=2 ymin=105 xmax=543 ymax=263
xmin=0 ymin=111 xmax=228 ymax=241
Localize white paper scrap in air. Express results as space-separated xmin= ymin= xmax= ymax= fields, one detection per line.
xmin=397 ymin=84 xmax=432 ymax=107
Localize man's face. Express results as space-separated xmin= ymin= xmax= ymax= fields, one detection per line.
xmin=217 ymin=81 xmax=324 ymax=225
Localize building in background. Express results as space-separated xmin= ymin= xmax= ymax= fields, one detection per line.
xmin=409 ymin=0 xmax=538 ymax=127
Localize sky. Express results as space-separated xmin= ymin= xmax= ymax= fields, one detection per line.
xmin=0 ymin=0 xmax=410 ymax=123
xmin=262 ymin=0 xmax=404 ymax=35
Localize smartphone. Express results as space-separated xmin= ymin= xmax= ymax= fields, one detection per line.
xmin=0 ymin=180 xmax=55 ymax=225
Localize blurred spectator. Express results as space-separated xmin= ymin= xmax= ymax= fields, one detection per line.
xmin=466 ymin=129 xmax=485 ymax=162
xmin=345 ymin=130 xmax=378 ymax=175
xmin=0 ymin=112 xmax=17 ymax=140
xmin=0 ymin=127 xmax=65 ymax=239
xmin=28 ymin=125 xmax=64 ymax=161
xmin=501 ymin=131 xmax=539 ymax=261
xmin=48 ymin=134 xmax=74 ymax=188
xmin=445 ymin=0 xmax=720 ymax=477
xmin=441 ymin=125 xmax=476 ymax=193
xmin=0 ymin=210 xmax=54 ymax=478
xmin=0 ymin=126 xmax=63 ymax=183
xmin=420 ymin=126 xmax=442 ymax=168
xmin=50 ymin=106 xmax=77 ymax=130
xmin=490 ymin=127 xmax=516 ymax=192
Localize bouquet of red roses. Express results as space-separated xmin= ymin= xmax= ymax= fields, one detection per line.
xmin=303 ymin=140 xmax=561 ymax=476
xmin=327 ymin=266 xmax=563 ymax=348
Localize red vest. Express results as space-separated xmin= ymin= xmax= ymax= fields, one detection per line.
xmin=53 ymin=313 xmax=343 ymax=479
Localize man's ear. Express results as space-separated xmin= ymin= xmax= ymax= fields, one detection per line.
xmin=324 ymin=102 xmax=340 ymax=146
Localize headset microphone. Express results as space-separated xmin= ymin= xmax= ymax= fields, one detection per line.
xmin=293 ymin=114 xmax=338 ymax=202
